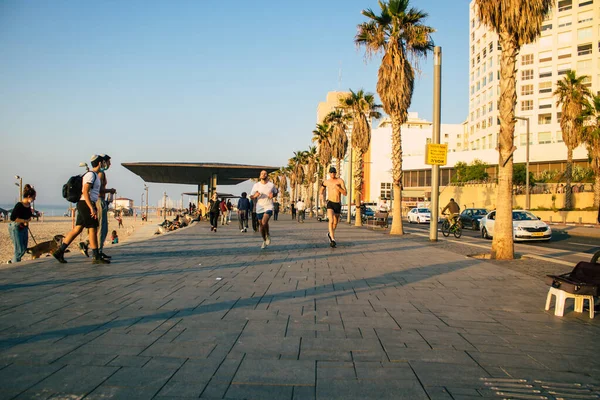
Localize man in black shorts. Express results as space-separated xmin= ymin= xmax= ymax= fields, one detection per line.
xmin=53 ymin=155 xmax=109 ymax=265
xmin=320 ymin=166 xmax=347 ymax=247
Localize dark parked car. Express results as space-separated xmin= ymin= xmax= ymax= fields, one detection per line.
xmin=459 ymin=208 xmax=488 ymax=230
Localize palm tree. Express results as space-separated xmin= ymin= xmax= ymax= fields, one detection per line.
xmin=292 ymin=150 xmax=308 ymax=204
xmin=339 ymin=89 xmax=382 ymax=226
xmin=312 ymin=123 xmax=333 ymax=176
xmin=582 ymin=94 xmax=600 ymax=208
xmin=473 ymin=0 xmax=553 ymax=259
xmin=312 ymin=123 xmax=333 ymax=217
xmin=356 ymin=0 xmax=434 ymax=235
xmin=324 ymin=109 xmax=350 ymax=174
xmin=305 ymin=146 xmax=319 ymax=217
xmin=554 ymin=71 xmax=591 ymax=209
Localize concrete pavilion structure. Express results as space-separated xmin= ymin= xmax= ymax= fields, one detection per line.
xmin=121 ymin=162 xmax=278 ymax=206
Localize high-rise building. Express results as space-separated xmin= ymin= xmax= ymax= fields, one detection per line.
xmin=467 ymin=0 xmax=596 ymax=158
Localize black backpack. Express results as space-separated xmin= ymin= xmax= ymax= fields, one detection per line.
xmin=62 ymin=172 xmax=97 ymax=203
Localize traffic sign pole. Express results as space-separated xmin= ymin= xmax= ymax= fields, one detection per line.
xmin=430 ymin=47 xmax=442 ymax=242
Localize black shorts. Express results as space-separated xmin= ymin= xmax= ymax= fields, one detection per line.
xmin=76 ymin=200 xmax=99 ymax=229
xmin=326 ymin=201 xmax=342 ymax=215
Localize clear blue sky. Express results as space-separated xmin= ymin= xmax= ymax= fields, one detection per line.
xmin=0 ymin=0 xmax=469 ymax=208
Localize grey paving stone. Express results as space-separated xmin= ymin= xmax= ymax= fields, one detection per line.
xmin=85 ymin=385 xmax=160 ymax=399
xmin=233 ymin=359 xmax=315 ymax=385
xmin=106 ymin=355 xmax=151 ymax=367
xmin=103 ymin=366 xmax=175 ymax=390
xmin=156 ymin=380 xmax=210 ymax=398
xmin=316 ymin=379 xmax=428 ymax=400
xmin=226 ymin=383 xmax=295 ymax=400
xmin=20 ymin=365 xmax=118 ymax=397
xmin=410 ymin=361 xmax=491 ymax=387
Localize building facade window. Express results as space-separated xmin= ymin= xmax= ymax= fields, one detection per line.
xmin=578 ymin=27 xmax=593 ymax=40
xmin=539 ymin=50 xmax=552 ymax=62
xmin=558 ymin=0 xmax=572 ymax=11
xmin=539 ymin=66 xmax=552 ymax=78
xmin=380 ymin=183 xmax=392 ymax=200
xmin=521 ymin=100 xmax=533 ymax=111
xmin=522 ymin=54 xmax=534 ymax=65
xmin=578 ymin=10 xmax=593 ymax=23
xmin=539 ymin=81 xmax=553 ymax=93
xmin=521 ymin=84 xmax=534 ymax=95
xmin=538 ymin=113 xmax=552 ymax=124
xmin=521 ymin=69 xmax=534 ymax=80
xmin=558 ymin=15 xmax=572 ymax=27
xmin=577 ymin=43 xmax=592 ymax=55
xmin=538 ymin=131 xmax=552 ymax=144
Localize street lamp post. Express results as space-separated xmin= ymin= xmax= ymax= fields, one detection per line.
xmin=144 ymin=184 xmax=149 ymax=219
xmin=515 ymin=116 xmax=530 ymax=210
xmin=15 ymin=175 xmax=22 ymax=200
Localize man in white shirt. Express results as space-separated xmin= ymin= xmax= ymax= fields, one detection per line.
xmin=250 ymin=170 xmax=278 ymax=249
xmin=379 ymin=198 xmax=390 ymax=213
xmin=296 ymin=199 xmax=305 ymax=223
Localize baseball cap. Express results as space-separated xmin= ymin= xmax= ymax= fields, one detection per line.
xmin=329 ymin=166 xmax=337 ymax=173
xmin=90 ymin=154 xmax=102 ymax=163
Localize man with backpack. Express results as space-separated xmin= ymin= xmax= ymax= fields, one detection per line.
xmin=53 ymin=155 xmax=109 ymax=265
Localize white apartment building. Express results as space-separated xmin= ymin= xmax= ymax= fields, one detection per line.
xmin=467 ymin=0 xmax=596 ymax=159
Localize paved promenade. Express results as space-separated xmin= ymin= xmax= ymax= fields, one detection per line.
xmin=1 ymin=218 xmax=599 ymax=399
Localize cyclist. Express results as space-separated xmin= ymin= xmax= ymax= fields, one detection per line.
xmin=441 ymin=198 xmax=460 ymax=227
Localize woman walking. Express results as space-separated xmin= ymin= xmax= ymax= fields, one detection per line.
xmin=208 ymin=193 xmax=221 ymax=232
xmin=8 ymin=184 xmax=36 ymax=263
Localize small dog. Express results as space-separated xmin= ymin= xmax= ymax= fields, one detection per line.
xmin=27 ymin=235 xmax=65 ymax=259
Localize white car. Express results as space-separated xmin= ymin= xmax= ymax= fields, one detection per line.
xmin=407 ymin=208 xmax=431 ymax=224
xmin=480 ymin=210 xmax=552 ymax=241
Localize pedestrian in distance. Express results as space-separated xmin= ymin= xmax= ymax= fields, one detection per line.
xmin=53 ymin=155 xmax=110 ymax=264
xmin=250 ymin=170 xmax=278 ymax=249
xmin=226 ymin=200 xmax=233 ymax=224
xmin=273 ymin=200 xmax=280 ymax=221
xmin=320 ymin=166 xmax=347 ymax=247
xmin=8 ymin=184 xmax=37 ymax=263
xmin=208 ymin=193 xmax=221 ymax=232
xmin=219 ymin=198 xmax=228 ymax=225
xmin=296 ymin=199 xmax=305 ymax=223
xmin=250 ymin=197 xmax=258 ymax=232
xmin=237 ymin=192 xmax=251 ymax=232
xmin=290 ymin=202 xmax=296 ymax=220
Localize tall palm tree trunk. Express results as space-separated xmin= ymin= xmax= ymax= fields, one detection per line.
xmin=308 ymin=184 xmax=314 ymax=218
xmin=353 ymin=149 xmax=364 ymax=227
xmin=390 ymin=118 xmax=404 ymax=234
xmin=336 ymin=159 xmax=342 ymax=176
xmin=565 ymin=148 xmax=574 ymax=209
xmin=492 ymin=35 xmax=517 ymax=260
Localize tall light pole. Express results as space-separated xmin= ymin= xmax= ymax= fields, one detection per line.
xmin=15 ymin=175 xmax=22 ymax=200
xmin=144 ymin=184 xmax=149 ymax=219
xmin=430 ymin=46 xmax=442 ymax=242
xmin=141 ymin=193 xmax=144 ymax=217
xmin=515 ymin=116 xmax=530 ymax=210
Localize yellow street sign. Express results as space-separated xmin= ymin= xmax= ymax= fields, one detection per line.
xmin=425 ymin=143 xmax=448 ymax=165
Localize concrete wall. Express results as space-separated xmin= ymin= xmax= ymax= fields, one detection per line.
xmin=439 ymin=184 xmax=595 ymax=213
xmin=534 ymin=211 xmax=599 ymax=225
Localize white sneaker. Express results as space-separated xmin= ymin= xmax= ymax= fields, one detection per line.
xmin=265 ymin=235 xmax=271 ymax=246
xmin=241 ymin=229 xmax=244 ymax=233
xmin=261 ymin=241 xmax=267 ymax=249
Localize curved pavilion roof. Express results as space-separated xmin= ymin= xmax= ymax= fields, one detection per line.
xmin=121 ymin=162 xmax=278 ymax=186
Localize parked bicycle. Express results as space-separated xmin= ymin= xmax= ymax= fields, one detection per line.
xmin=441 ymin=213 xmax=462 ymax=238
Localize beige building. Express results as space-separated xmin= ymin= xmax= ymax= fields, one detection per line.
xmin=316 ymin=91 xmax=350 ymax=123
xmin=467 ymin=0 xmax=595 ymax=160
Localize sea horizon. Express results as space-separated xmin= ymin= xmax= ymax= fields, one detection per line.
xmin=0 ymin=203 xmax=71 ymax=217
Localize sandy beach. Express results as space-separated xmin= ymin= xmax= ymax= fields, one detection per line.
xmin=1 ymin=215 xmax=165 ymax=265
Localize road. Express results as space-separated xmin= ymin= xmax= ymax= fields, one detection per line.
xmin=404 ymin=221 xmax=599 ymax=265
